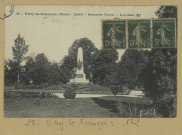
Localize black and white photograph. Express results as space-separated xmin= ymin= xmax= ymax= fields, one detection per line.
xmin=4 ymin=5 xmax=177 ymax=118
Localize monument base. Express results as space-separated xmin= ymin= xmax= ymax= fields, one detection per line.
xmin=69 ymin=78 xmax=90 ymax=84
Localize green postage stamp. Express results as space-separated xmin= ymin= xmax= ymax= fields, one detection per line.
xmin=102 ymin=19 xmax=176 ymax=49
xmin=128 ymin=19 xmax=151 ymax=48
xmin=152 ymin=19 xmax=176 ymax=48
xmin=102 ymin=20 xmax=126 ymax=49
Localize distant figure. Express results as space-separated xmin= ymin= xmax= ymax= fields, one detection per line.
xmin=133 ymin=22 xmax=147 ymax=46
xmin=156 ymin=22 xmax=172 ymax=46
xmin=107 ymin=23 xmax=123 ymax=47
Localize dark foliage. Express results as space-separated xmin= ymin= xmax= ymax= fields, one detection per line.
xmin=4 ymin=91 xmax=58 ymax=99
xmin=92 ymin=49 xmax=118 ymax=86
xmin=139 ymin=6 xmax=177 ymax=117
xmin=156 ymin=6 xmax=177 ymax=18
xmin=63 ymin=88 xmax=76 ymax=99
xmin=112 ymin=49 xmax=148 ymax=89
xmin=110 ymin=86 xmax=119 ymax=96
xmin=140 ymin=48 xmax=177 ymax=117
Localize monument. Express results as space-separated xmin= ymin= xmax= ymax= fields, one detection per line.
xmin=69 ymin=47 xmax=89 ymax=84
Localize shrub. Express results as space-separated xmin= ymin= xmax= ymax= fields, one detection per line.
xmin=4 ymin=91 xmax=58 ymax=99
xmin=111 ymin=86 xmax=119 ymax=96
xmin=156 ymin=94 xmax=176 ymax=117
xmin=116 ymin=101 xmax=162 ymax=118
xmin=116 ymin=101 xmax=140 ymax=117
xmin=63 ymin=88 xmax=76 ymax=99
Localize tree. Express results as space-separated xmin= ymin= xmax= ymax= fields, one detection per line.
xmin=24 ymin=54 xmax=66 ymax=88
xmin=156 ymin=6 xmax=177 ymax=18
xmin=23 ymin=57 xmax=35 ymax=85
xmin=4 ymin=60 xmax=19 ymax=85
xmin=140 ymin=6 xmax=177 ymax=117
xmin=115 ymin=49 xmax=148 ymax=89
xmin=140 ymin=48 xmax=177 ymax=117
xmin=60 ymin=55 xmax=77 ymax=82
xmin=48 ymin=62 xmax=65 ymax=85
xmin=12 ymin=34 xmax=29 ymax=83
xmin=92 ymin=49 xmax=118 ymax=86
xmin=31 ymin=54 xmax=50 ymax=86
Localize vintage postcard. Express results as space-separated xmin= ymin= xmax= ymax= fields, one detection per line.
xmin=0 ymin=1 xmax=181 ymax=135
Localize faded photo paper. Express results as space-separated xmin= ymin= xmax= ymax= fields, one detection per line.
xmin=4 ymin=5 xmax=177 ymax=118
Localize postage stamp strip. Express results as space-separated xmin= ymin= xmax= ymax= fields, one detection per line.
xmin=152 ymin=18 xmax=176 ymax=48
xmin=102 ymin=18 xmax=176 ymax=49
xmin=102 ymin=20 xmax=126 ymax=49
xmin=127 ymin=19 xmax=151 ymax=49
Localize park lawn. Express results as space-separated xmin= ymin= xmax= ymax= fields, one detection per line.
xmin=4 ymin=98 xmax=118 ymax=118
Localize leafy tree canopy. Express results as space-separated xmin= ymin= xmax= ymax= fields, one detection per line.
xmin=156 ymin=6 xmax=177 ymax=18
xmin=12 ymin=34 xmax=29 ymax=64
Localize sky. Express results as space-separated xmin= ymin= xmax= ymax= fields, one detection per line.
xmin=5 ymin=6 xmax=159 ymax=63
